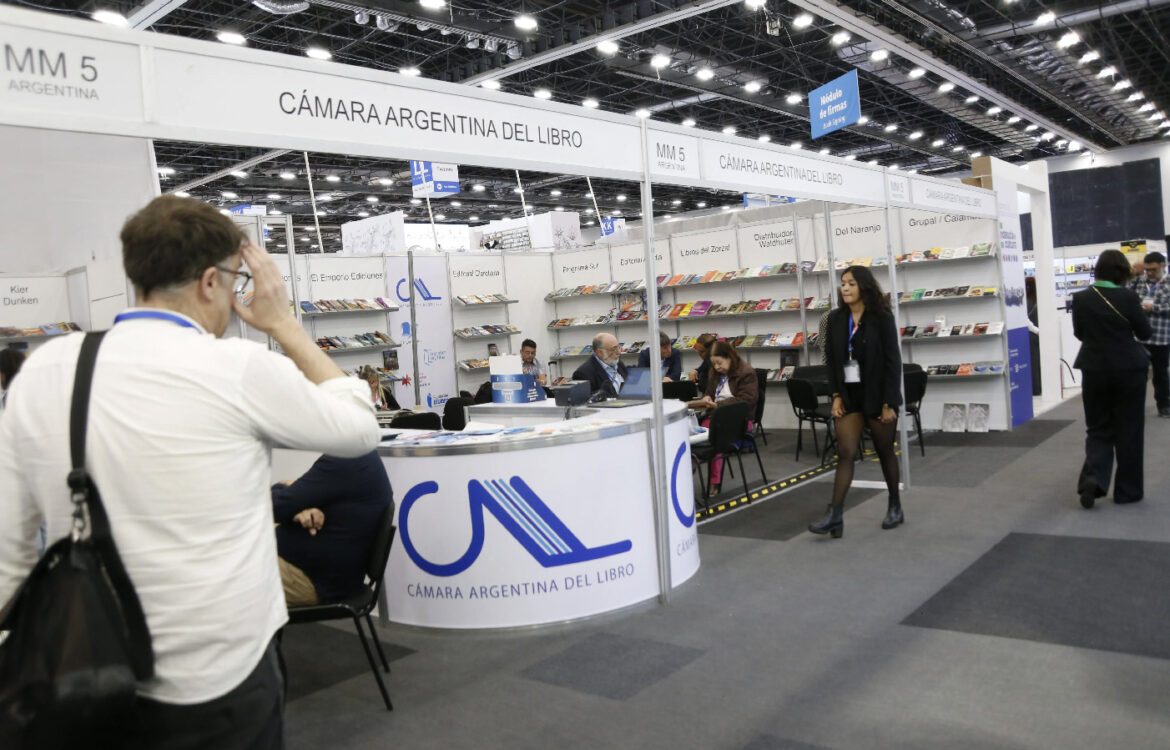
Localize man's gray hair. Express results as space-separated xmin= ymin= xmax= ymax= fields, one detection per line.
xmin=592 ymin=332 xmax=609 ymax=351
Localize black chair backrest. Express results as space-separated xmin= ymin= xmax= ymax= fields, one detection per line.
xmin=753 ymin=368 xmax=768 ymax=422
xmin=903 ymin=370 xmax=927 ymax=406
xmin=786 ymin=378 xmax=820 ymax=413
xmin=791 ymin=364 xmax=833 ymax=396
xmin=389 ymin=411 xmax=442 ymax=430
xmin=663 ymin=380 xmax=698 ymax=401
xmin=365 ymin=504 xmax=397 ymax=596
xmin=442 ymin=397 xmax=473 ymax=430
xmin=707 ymin=401 xmax=751 ymax=453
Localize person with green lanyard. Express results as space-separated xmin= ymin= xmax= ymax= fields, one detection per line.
xmin=1071 ymin=249 xmax=1152 ymax=508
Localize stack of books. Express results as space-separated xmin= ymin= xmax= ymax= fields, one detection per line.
xmin=0 ymin=322 xmax=81 ymax=338
xmin=898 ymin=286 xmax=998 ymax=302
xmin=300 ymin=298 xmax=394 ymax=313
xmin=455 ymin=324 xmax=521 ymax=338
xmin=902 ymin=322 xmax=1003 ymax=338
xmin=456 ymin=294 xmax=515 ymax=305
xmin=924 ymin=361 xmax=1005 ymax=376
xmin=316 ymin=331 xmax=396 ymax=351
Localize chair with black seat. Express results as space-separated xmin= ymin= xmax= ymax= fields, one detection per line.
xmin=441 ymin=397 xmax=474 ymax=431
xmin=692 ymin=400 xmax=753 ymax=502
xmin=286 ymin=505 xmax=397 ymax=711
xmin=787 ymin=378 xmax=835 ymax=462
xmin=791 ymin=365 xmax=832 ymax=396
xmin=902 ymin=363 xmax=928 ymax=456
xmin=751 ymin=368 xmax=769 ymax=445
xmin=662 ymin=380 xmax=698 ymax=401
xmin=389 ymin=410 xmax=442 ymax=430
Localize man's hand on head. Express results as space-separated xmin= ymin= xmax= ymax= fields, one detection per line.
xmin=232 ymin=243 xmax=298 ymax=338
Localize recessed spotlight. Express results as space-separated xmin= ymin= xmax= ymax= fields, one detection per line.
xmin=449 ymin=201 xmax=462 ymax=207
xmin=1112 ymin=79 xmax=1132 ymax=91
xmin=938 ymin=82 xmax=955 ymax=93
xmin=1126 ymin=92 xmax=1145 ymax=102
xmin=1138 ymin=102 xmax=1156 ymax=112
xmin=635 ymin=108 xmax=651 ymax=119
xmin=1079 ymin=50 xmax=1101 ymax=64
xmin=695 ymin=67 xmax=715 ymax=81
xmin=358 ymin=211 xmax=370 ymax=217
xmin=222 ymin=191 xmax=238 ymax=199
xmin=92 ymin=9 xmax=129 ymax=26
xmin=597 ymin=40 xmax=619 ymax=55
xmin=857 ymin=115 xmax=869 ymax=124
xmin=317 ymin=195 xmax=332 ymax=202
xmin=400 ymin=66 xmax=421 ymax=76
xmin=157 ymin=167 xmax=175 ymax=176
xmin=908 ymin=67 xmax=925 ymax=79
xmin=820 ymin=148 xmax=830 ymax=155
xmin=231 ymin=170 xmax=248 ymax=179
xmin=325 ymin=175 xmax=340 ymax=182
xmin=469 ymin=215 xmax=480 ymax=222
xmin=582 ymin=97 xmax=599 ymax=108
xmin=969 ymin=151 xmax=983 ymax=158
xmin=790 ymin=141 xmax=803 ymax=150
xmin=216 ymin=31 xmax=247 ymax=45
xmin=1034 ymin=11 xmax=1055 ymax=25
xmin=932 ymin=138 xmax=945 ymax=147
xmin=831 ymin=31 xmax=851 ymax=46
xmin=909 ymin=131 xmax=923 ymax=140
xmin=672 ymin=199 xmax=682 ymax=205
xmin=965 ymin=95 xmax=979 ymax=104
xmin=1041 ymin=131 xmax=1056 ymax=141
xmin=174 ymin=191 xmax=190 ymax=198
xmin=868 ymin=159 xmax=879 ymax=165
xmin=1024 ymin=124 xmax=1039 ymax=131
xmin=616 ymin=194 xmax=627 ymax=202
xmin=280 ymin=172 xmax=296 ymax=180
xmin=435 ymin=213 xmax=446 ymax=221
xmin=472 ymin=184 xmax=486 ymax=192
xmin=722 ymin=126 xmax=737 ymax=135
xmin=514 ymin=14 xmax=538 ymax=31
xmin=550 ymin=190 xmax=562 ymax=197
xmin=410 ymin=198 xmax=422 ymax=205
xmin=612 ymin=209 xmax=622 ymax=215
xmin=745 ymin=0 xmax=767 ymax=9
xmin=420 ymin=0 xmax=446 ymax=8
xmin=951 ymin=145 xmax=965 ymax=152
xmin=1058 ymin=31 xmax=1080 ymax=49
xmin=986 ymin=106 xmax=1002 ymax=116
xmin=651 ymin=54 xmax=672 ymax=70
xmin=1008 ymin=115 xmax=1021 ymax=124
xmin=845 ymin=154 xmax=857 ymax=161
xmin=682 ymin=118 xmax=696 ymax=127
xmin=378 ymin=178 xmax=394 ymax=186
xmin=366 ymin=196 xmax=379 ymax=202
xmin=758 ymin=134 xmax=771 ymax=142
xmin=744 ymin=81 xmax=762 ymax=93
xmin=889 ymin=164 xmax=899 ymax=170
xmin=870 ymin=49 xmax=889 ymax=62
xmin=786 ymin=92 xmax=802 ymax=104
xmin=533 ymin=88 xmax=552 ymax=99
xmin=1097 ymin=66 xmax=1117 ymax=78
xmin=793 ymin=13 xmax=815 ymax=29
xmin=267 ymin=193 xmax=281 ymax=200
xmin=305 ymin=47 xmax=332 ymax=60
xmin=884 ymin=124 xmax=897 ymax=132
xmin=481 ymin=79 xmax=502 ymax=90
xmin=697 ymin=202 xmax=707 ymax=208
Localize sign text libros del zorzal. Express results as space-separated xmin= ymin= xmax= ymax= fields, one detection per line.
xmin=278 ymin=90 xmax=585 ymax=149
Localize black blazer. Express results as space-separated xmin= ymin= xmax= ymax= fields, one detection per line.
xmin=1072 ymin=286 xmax=1151 ymax=371
xmin=637 ymin=347 xmax=683 ymax=381
xmin=824 ymin=306 xmax=903 ymax=415
xmin=571 ymin=356 xmax=629 ymax=398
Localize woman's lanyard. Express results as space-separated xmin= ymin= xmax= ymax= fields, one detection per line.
xmin=716 ymin=374 xmax=728 ymax=396
xmin=113 ymin=310 xmax=200 ymax=330
xmin=847 ymin=313 xmax=860 ymax=361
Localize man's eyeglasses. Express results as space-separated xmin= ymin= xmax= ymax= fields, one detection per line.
xmin=216 ymin=266 xmax=252 ymax=297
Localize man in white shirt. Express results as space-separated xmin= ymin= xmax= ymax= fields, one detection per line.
xmin=0 ymin=196 xmax=380 ymax=748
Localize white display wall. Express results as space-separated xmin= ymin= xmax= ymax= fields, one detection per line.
xmin=449 ymin=254 xmax=512 ymax=390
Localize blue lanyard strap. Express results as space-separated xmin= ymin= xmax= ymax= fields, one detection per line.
xmin=113 ymin=311 xmax=200 ymax=330
xmin=847 ymin=313 xmax=859 ymax=359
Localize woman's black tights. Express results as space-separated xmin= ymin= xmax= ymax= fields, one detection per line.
xmin=830 ymin=412 xmax=900 ymax=509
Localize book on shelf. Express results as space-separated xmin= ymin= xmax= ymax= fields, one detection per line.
xmin=967 ymin=403 xmax=990 ymax=432
xmin=982 ymin=286 xmax=998 ymax=296
xmin=872 ymin=256 xmax=889 ymax=267
xmin=776 ymin=333 xmax=794 ymax=346
xmin=667 ymin=303 xmax=687 ymax=318
xmin=755 ymin=265 xmax=771 ymax=277
xmin=924 ymin=290 xmax=935 ymax=299
xmin=800 ymin=260 xmax=816 ymax=273
xmin=300 ymin=301 xmax=319 ymax=313
xmin=754 ymin=299 xmax=772 ymax=312
xmin=791 ymin=332 xmax=806 ymax=346
xmin=939 ymin=248 xmax=955 ymax=260
xmin=921 ymin=324 xmax=940 ymax=337
xmin=731 ymin=335 xmax=746 ymax=347
xmin=972 ymin=362 xmax=991 ymax=374
xmin=779 ymin=365 xmax=796 ymax=382
xmin=487 ymin=343 xmax=500 ymax=356
xmin=779 ymin=262 xmax=798 ymax=274
xmin=690 ymin=301 xmax=713 ymax=316
xmin=970 ymin=242 xmax=992 ymax=256
xmin=961 ymin=323 xmax=975 ymax=335
xmin=812 ymin=258 xmax=830 ymax=272
xmin=988 ymin=362 xmax=1004 ymax=373
xmin=956 ymin=363 xmax=974 ymax=376
xmin=901 ymin=325 xmax=917 ymax=338
xmin=655 ymin=274 xmax=669 ymax=286
xmin=657 ymin=303 xmax=673 ymax=318
xmin=950 ymin=325 xmax=963 ymax=336
xmin=952 ymin=246 xmax=971 ymax=258
xmin=910 ymin=251 xmax=925 ymax=263
xmin=911 ymin=288 xmax=926 ymax=300
xmin=986 ymin=322 xmax=1004 ymax=335
xmin=665 ymin=274 xmax=686 ymax=286
xmin=853 ymin=257 xmax=873 ymax=267
xmin=950 ymin=285 xmax=968 ymax=297
xmin=973 ymin=323 xmax=989 ymax=335
xmin=942 ymin=403 xmax=967 ymax=432
xmin=615 ymin=311 xmax=635 ymax=321
xmin=784 ymin=298 xmax=803 ymax=310
xmin=699 ymin=270 xmax=720 ymax=283
xmin=741 ymin=335 xmax=759 ymax=348
xmin=678 ymin=302 xmax=695 ymax=317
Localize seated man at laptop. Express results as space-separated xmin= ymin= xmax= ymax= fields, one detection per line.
xmin=638 ymin=331 xmax=682 ymax=382
xmin=272 ymin=450 xmax=393 ymax=606
xmin=572 ymin=332 xmax=628 ymax=399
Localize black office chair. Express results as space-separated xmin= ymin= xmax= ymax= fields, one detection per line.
xmin=752 ymin=368 xmax=769 ymax=445
xmin=903 ymin=364 xmax=928 ymax=456
xmin=791 ymin=365 xmax=832 ymax=396
xmin=286 ymin=505 xmax=397 ymax=711
xmin=442 ymin=397 xmax=474 ymax=431
xmin=692 ymin=401 xmax=754 ymax=502
xmin=787 ymin=378 xmax=835 ymax=462
xmin=663 ymin=380 xmax=698 ymax=401
xmin=389 ymin=411 xmax=442 ymax=430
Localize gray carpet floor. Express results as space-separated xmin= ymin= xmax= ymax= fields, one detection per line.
xmin=285 ymin=394 xmax=1170 ymax=750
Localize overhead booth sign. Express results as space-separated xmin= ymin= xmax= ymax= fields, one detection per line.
xmin=809 ymin=70 xmax=862 ymax=139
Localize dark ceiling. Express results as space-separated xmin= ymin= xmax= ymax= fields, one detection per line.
xmin=10 ymin=0 xmax=1170 ymax=248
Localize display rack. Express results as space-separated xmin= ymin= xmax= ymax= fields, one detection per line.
xmin=454 ymin=326 xmax=521 ymax=339
xmin=321 ymin=342 xmax=400 ymax=356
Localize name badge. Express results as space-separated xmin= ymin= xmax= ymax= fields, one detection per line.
xmin=843 ymin=360 xmax=861 ymax=383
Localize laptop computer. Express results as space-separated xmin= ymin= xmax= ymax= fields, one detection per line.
xmin=591 ymin=367 xmax=653 ymax=408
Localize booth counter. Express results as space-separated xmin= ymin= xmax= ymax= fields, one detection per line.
xmin=272 ymin=400 xmax=700 ymax=630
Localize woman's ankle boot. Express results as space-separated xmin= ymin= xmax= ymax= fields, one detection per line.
xmin=809 ymin=504 xmax=844 ymax=538
xmin=881 ymin=496 xmax=904 ymax=529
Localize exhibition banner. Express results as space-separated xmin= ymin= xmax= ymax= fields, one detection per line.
xmin=0 ymin=274 xmax=71 ymax=328
xmin=907 ymin=177 xmax=997 ymax=219
xmin=996 ymin=180 xmax=1033 ymax=427
xmin=340 ymin=211 xmax=405 ymax=255
xmin=809 ymin=70 xmax=861 ymax=139
xmin=383 ymin=254 xmax=457 ymax=412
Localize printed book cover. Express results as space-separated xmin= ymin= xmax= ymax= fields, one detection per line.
xmin=952 ymin=246 xmax=971 ymax=258
xmin=902 ymin=325 xmax=917 ymax=338
xmin=779 ymin=365 xmax=796 ymax=382
xmin=754 ymin=299 xmax=772 ymax=311
xmin=801 ymin=260 xmax=816 ymax=273
xmin=921 ymin=324 xmax=939 ymax=337
xmin=967 ymin=403 xmax=990 ymax=432
xmin=973 ymin=323 xmax=989 ymax=335
xmin=678 ymin=302 xmax=695 ymax=317
xmin=966 ymin=287 xmax=984 ymax=297
xmin=690 ymin=301 xmax=713 ymax=316
xmin=956 ymin=363 xmax=974 ymax=376
xmin=911 ymin=288 xmax=927 ymax=300
xmin=942 ymin=403 xmax=967 ymax=432
xmin=791 ymin=332 xmax=805 ymax=346
xmin=986 ymin=322 xmax=1004 ymax=335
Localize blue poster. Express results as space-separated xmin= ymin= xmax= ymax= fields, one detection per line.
xmin=809 ymin=70 xmax=861 ymax=139
xmin=1006 ymin=326 xmax=1034 ymax=427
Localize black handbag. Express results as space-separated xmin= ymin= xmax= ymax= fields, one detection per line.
xmin=0 ymin=331 xmax=154 ymax=748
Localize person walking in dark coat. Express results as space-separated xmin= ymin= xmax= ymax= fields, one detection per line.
xmin=1072 ymin=249 xmax=1152 ymax=508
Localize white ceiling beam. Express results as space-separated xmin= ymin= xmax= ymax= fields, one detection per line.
xmin=127 ymin=0 xmax=189 ymax=30
xmin=168 ymin=149 xmax=292 ymax=194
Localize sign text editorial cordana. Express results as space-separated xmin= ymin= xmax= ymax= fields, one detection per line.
xmin=278 ymin=90 xmax=585 ymax=149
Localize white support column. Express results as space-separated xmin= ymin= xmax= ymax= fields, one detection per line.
xmin=1026 ymin=161 xmax=1064 ymax=403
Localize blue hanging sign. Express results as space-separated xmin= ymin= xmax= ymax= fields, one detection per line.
xmin=809 ymin=70 xmax=861 ymax=139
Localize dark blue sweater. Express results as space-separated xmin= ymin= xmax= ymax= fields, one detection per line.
xmin=272 ymin=451 xmax=393 ymax=604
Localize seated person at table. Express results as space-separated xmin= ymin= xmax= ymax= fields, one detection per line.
xmin=638 ymin=331 xmax=683 ymax=382
xmin=520 ymin=338 xmax=547 ymax=386
xmin=272 ymin=450 xmax=393 ymax=606
xmin=687 ymin=341 xmax=759 ymax=494
xmin=688 ymin=333 xmax=718 ymax=391
xmin=571 ymin=332 xmax=628 ymax=398
xmin=359 ymin=364 xmax=399 ymax=410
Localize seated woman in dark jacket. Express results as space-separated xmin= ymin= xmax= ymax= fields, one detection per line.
xmin=687 ymin=340 xmax=758 ymax=494
xmin=810 ymin=265 xmax=903 ymax=539
xmin=1071 ymin=249 xmax=1152 ymax=508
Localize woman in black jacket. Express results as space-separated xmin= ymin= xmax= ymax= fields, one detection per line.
xmin=809 ymin=265 xmax=903 ymax=539
xmin=1072 ymin=249 xmax=1152 ymax=508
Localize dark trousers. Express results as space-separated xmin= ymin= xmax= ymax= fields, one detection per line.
xmin=1079 ymin=369 xmax=1146 ymax=503
xmin=1145 ymin=344 xmax=1169 ymax=408
xmin=124 ymin=636 xmax=284 ymax=750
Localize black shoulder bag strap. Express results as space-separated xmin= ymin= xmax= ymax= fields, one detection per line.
xmin=67 ymin=332 xmax=154 ymax=680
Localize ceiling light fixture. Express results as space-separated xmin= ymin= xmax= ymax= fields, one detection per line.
xmin=1041 ymin=131 xmax=1056 ymax=140
xmin=481 ymin=79 xmax=501 ymax=90
xmin=969 ymin=151 xmax=982 ymax=158
xmin=157 ymin=167 xmax=175 ymax=176
xmin=938 ymin=82 xmax=955 ymax=93
xmin=216 ymin=31 xmax=247 ymax=45
xmin=1034 ymin=11 xmax=1055 ymax=26
xmin=1138 ymin=102 xmax=1156 ymax=112
xmin=399 ymin=66 xmax=421 ymax=76
xmin=1008 ymin=115 xmax=1021 ymax=124
xmin=325 ymin=175 xmax=341 ymax=183
xmin=358 ymin=211 xmax=370 ymax=218
xmin=986 ymin=106 xmax=1002 ymax=115
xmin=378 ymin=178 xmax=393 ymax=186
xmin=91 ymin=9 xmax=129 ymax=26
xmin=745 ymin=0 xmax=767 ymax=9
xmin=951 ymin=145 xmax=965 ymax=152
xmin=820 ymin=148 xmax=830 ymax=155
xmin=420 ymin=0 xmax=445 ymax=8
xmin=722 ymin=126 xmax=737 ymax=135
xmin=514 ymin=14 xmax=538 ymax=31
xmin=857 ymin=115 xmax=869 ymax=124
xmin=1058 ymin=31 xmax=1080 ymax=49
xmin=533 ymin=88 xmax=552 ymax=99
xmin=305 ymin=46 xmax=331 ymax=60
xmin=1150 ymin=112 xmax=1167 ymax=121
xmin=1097 ymin=65 xmax=1117 ymax=78
xmin=651 ymin=54 xmax=671 ymax=69
xmin=1112 ymin=79 xmax=1132 ymax=91
xmin=786 ymin=92 xmax=802 ymax=104
xmin=469 ymin=215 xmax=479 ymax=222
xmin=682 ymin=118 xmax=696 ymax=127
xmin=596 ymin=40 xmax=619 ymax=55
xmin=635 ymin=108 xmax=651 ymax=118
xmin=550 ymin=190 xmax=562 ymax=196
xmin=1126 ymin=92 xmax=1145 ymax=102
xmin=231 ymin=170 xmax=248 ymax=178
xmin=267 ymin=193 xmax=281 ymax=200
xmin=845 ymin=154 xmax=857 ymax=161
xmin=884 ymin=124 xmax=897 ymax=132
xmin=410 ymin=198 xmax=421 ymax=205
xmin=932 ymin=138 xmax=945 ymax=147
xmin=582 ymin=97 xmax=599 ymax=108
xmin=965 ymin=95 xmax=979 ymax=104
xmin=695 ymin=67 xmax=715 ymax=81
xmin=616 ymin=194 xmax=627 ymax=202
xmin=697 ymin=202 xmax=707 ymax=208
xmin=366 ymin=196 xmax=379 ymax=202
xmin=870 ymin=49 xmax=889 ymax=62
xmin=375 ymin=16 xmax=399 ymax=32
xmin=435 ymin=214 xmax=446 ymax=221
xmin=793 ymin=13 xmax=814 ymax=29
xmin=909 ymin=131 xmax=922 ymax=140
xmin=1024 ymin=124 xmax=1039 ymax=131
xmin=758 ymin=134 xmax=771 ymax=142
xmin=908 ymin=67 xmax=925 ymax=79
xmin=450 ymin=201 xmax=461 ymax=207
xmin=1079 ymin=50 xmax=1100 ymax=64
xmin=221 ymin=191 xmax=237 ymax=199
xmin=744 ymin=81 xmax=762 ymax=93
xmin=790 ymin=141 xmax=803 ymax=150
xmin=831 ymin=31 xmax=851 ymax=46
xmin=280 ymin=172 xmax=296 ymax=180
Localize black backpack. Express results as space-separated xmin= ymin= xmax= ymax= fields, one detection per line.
xmin=0 ymin=332 xmax=154 ymax=748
